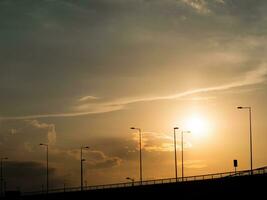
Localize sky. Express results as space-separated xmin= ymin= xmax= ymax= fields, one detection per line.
xmin=1 ymin=0 xmax=267 ymax=192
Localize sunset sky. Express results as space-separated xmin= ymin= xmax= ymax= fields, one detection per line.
xmin=1 ymin=0 xmax=267 ymax=192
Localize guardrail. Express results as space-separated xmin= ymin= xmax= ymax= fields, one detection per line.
xmin=23 ymin=166 xmax=267 ymax=196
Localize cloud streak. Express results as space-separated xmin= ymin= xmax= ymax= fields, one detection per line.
xmin=181 ymin=0 xmax=211 ymax=14
xmin=1 ymin=64 xmax=267 ymax=120
xmin=78 ymin=95 xmax=99 ymax=102
xmin=56 ymin=148 xmax=122 ymax=169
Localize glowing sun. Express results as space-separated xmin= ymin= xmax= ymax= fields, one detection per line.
xmin=184 ymin=114 xmax=210 ymax=137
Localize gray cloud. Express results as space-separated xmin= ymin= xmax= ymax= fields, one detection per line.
xmin=0 ymin=119 xmax=123 ymax=169
xmin=4 ymin=161 xmax=63 ymax=191
xmin=0 ymin=120 xmax=57 ymax=160
xmin=57 ymin=148 xmax=122 ymax=170
xmin=1 ymin=0 xmax=267 ymax=120
xmin=86 ymin=150 xmax=122 ymax=169
xmin=1 ymin=63 xmax=266 ymax=119
xmin=181 ymin=0 xmax=212 ymax=14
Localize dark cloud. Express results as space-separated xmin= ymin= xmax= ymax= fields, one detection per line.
xmin=54 ymin=147 xmax=123 ymax=170
xmin=89 ymin=137 xmax=137 ymax=160
xmin=0 ymin=120 xmax=56 ymax=160
xmin=1 ymin=0 xmax=267 ymax=118
xmin=4 ymin=161 xmax=63 ymax=191
xmin=86 ymin=150 xmax=122 ymax=169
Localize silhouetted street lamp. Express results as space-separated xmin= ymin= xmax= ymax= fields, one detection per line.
xmin=173 ymin=127 xmax=179 ymax=182
xmin=81 ymin=146 xmax=89 ymax=191
xmin=126 ymin=177 xmax=135 ymax=186
xmin=40 ymin=143 xmax=49 ymax=194
xmin=237 ymin=106 xmax=253 ymax=175
xmin=0 ymin=157 xmax=8 ymax=197
xmin=130 ymin=127 xmax=142 ymax=184
xmin=181 ymin=131 xmax=190 ymax=181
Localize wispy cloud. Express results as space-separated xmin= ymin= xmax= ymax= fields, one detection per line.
xmin=215 ymin=0 xmax=225 ymax=4
xmin=131 ymin=131 xmax=192 ymax=152
xmin=78 ymin=95 xmax=99 ymax=102
xmin=181 ymin=0 xmax=211 ymax=14
xmin=57 ymin=148 xmax=122 ymax=169
xmin=184 ymin=160 xmax=207 ymax=169
xmin=181 ymin=0 xmax=225 ymax=14
xmin=0 ymin=106 xmax=124 ymax=120
xmin=1 ymin=64 xmax=267 ymax=120
xmin=131 ymin=131 xmax=174 ymax=152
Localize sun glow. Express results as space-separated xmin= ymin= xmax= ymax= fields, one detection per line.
xmin=184 ymin=114 xmax=210 ymax=138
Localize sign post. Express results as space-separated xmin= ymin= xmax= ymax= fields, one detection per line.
xmin=233 ymin=159 xmax=238 ymax=174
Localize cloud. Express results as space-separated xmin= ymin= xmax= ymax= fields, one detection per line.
xmin=85 ymin=150 xmax=122 ymax=169
xmin=183 ymin=96 xmax=217 ymax=101
xmin=78 ymin=95 xmax=99 ymax=102
xmin=0 ymin=106 xmax=124 ymax=120
xmin=1 ymin=0 xmax=267 ymax=122
xmin=131 ymin=130 xmax=193 ymax=152
xmin=56 ymin=148 xmax=122 ymax=170
xmin=184 ymin=160 xmax=207 ymax=169
xmin=5 ymin=161 xmax=63 ymax=191
xmin=0 ymin=119 xmax=57 ymax=159
xmin=215 ymin=0 xmax=225 ymax=4
xmin=131 ymin=131 xmax=175 ymax=152
xmin=26 ymin=120 xmax=56 ymax=144
xmin=69 ymin=63 xmax=267 ymax=110
xmin=181 ymin=0 xmax=211 ymax=14
xmin=1 ymin=64 xmax=266 ymax=120
xmin=86 ymin=150 xmax=122 ymax=169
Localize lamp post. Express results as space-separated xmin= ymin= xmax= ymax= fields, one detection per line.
xmin=126 ymin=177 xmax=135 ymax=186
xmin=80 ymin=146 xmax=89 ymax=191
xmin=237 ymin=106 xmax=253 ymax=175
xmin=40 ymin=143 xmax=49 ymax=194
xmin=173 ymin=127 xmax=179 ymax=182
xmin=0 ymin=157 xmax=8 ymax=197
xmin=181 ymin=131 xmax=190 ymax=181
xmin=130 ymin=127 xmax=142 ymax=184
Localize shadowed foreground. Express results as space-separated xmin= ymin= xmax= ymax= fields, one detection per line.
xmin=5 ymin=170 xmax=267 ymax=199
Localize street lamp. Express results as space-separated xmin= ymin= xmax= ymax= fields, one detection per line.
xmin=173 ymin=127 xmax=179 ymax=182
xmin=0 ymin=157 xmax=8 ymax=197
xmin=81 ymin=146 xmax=89 ymax=191
xmin=39 ymin=143 xmax=49 ymax=194
xmin=126 ymin=177 xmax=135 ymax=186
xmin=130 ymin=127 xmax=142 ymax=184
xmin=237 ymin=106 xmax=253 ymax=175
xmin=181 ymin=131 xmax=191 ymax=181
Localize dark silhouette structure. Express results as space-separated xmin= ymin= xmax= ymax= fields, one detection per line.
xmin=173 ymin=127 xmax=179 ymax=182
xmin=237 ymin=106 xmax=253 ymax=175
xmin=130 ymin=127 xmax=143 ymax=184
xmin=0 ymin=157 xmax=8 ymax=198
xmin=5 ymin=167 xmax=266 ymax=200
xmin=80 ymin=146 xmax=89 ymax=191
xmin=39 ymin=144 xmax=49 ymax=195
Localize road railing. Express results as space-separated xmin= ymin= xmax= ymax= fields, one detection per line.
xmin=23 ymin=166 xmax=267 ymax=196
